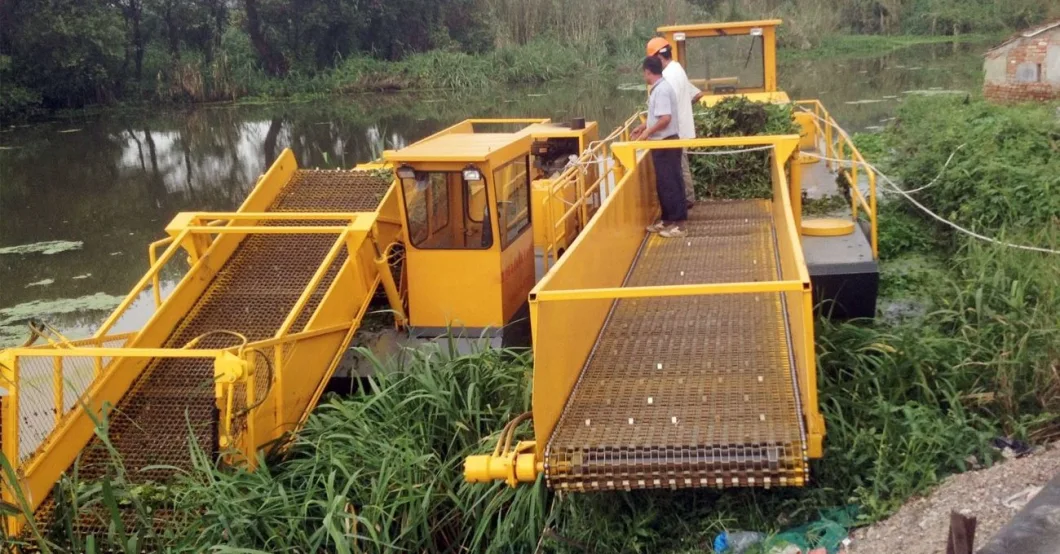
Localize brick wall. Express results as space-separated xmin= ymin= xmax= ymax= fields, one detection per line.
xmin=984 ymin=81 xmax=1059 ymax=102
xmin=983 ymin=30 xmax=1060 ymax=103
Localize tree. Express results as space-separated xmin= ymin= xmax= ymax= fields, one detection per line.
xmin=1 ymin=0 xmax=127 ymax=108
xmin=243 ymin=0 xmax=288 ymax=76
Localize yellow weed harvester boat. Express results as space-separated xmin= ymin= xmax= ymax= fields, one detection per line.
xmin=1 ymin=19 xmax=879 ymax=535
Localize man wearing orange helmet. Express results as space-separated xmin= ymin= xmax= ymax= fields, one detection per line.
xmin=647 ymin=37 xmax=703 ymax=208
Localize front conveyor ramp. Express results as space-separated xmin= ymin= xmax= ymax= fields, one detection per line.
xmin=545 ymin=200 xmax=808 ymax=491
xmin=31 ymin=169 xmax=393 ymax=531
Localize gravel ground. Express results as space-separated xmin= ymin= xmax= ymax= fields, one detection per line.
xmin=848 ymin=442 xmax=1060 ymax=554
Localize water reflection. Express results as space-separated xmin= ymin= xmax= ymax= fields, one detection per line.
xmin=0 ymin=40 xmax=987 ymax=344
xmin=0 ymin=82 xmax=646 ymax=343
xmin=780 ymin=39 xmax=985 ymax=130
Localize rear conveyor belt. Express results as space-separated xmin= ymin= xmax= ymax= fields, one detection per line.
xmin=545 ymin=200 xmax=808 ymax=491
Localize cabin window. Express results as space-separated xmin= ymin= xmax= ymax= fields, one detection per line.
xmin=493 ymin=156 xmax=532 ymax=250
xmin=679 ymin=34 xmax=765 ymax=93
xmin=401 ymin=171 xmax=493 ymax=250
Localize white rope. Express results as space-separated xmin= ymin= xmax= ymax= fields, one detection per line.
xmin=797 ymin=106 xmax=1058 ymax=255
xmin=685 ymin=145 xmax=775 ymax=155
xmin=800 ymin=151 xmax=1060 ymax=255
xmin=900 ymin=144 xmax=965 ymax=194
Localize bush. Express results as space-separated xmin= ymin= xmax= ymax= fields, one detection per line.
xmin=879 ymin=96 xmax=1060 ymax=232
xmin=876 ymin=201 xmax=937 ymax=258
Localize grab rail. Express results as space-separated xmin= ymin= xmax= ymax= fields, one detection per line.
xmin=794 ymin=99 xmax=878 ymax=258
xmin=540 ymin=112 xmax=643 ymax=269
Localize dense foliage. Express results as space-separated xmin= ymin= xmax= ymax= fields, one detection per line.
xmin=689 ymin=97 xmax=800 ymax=199
xmin=1 ymin=0 xmax=1055 ymax=119
xmin=874 ymin=97 xmax=1060 ymax=231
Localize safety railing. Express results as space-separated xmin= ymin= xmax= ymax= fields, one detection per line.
xmin=1 ymin=210 xmax=405 ymax=533
xmin=794 ymin=99 xmax=878 ymax=258
xmin=1 ymin=333 xmax=135 ymax=462
xmin=534 ymin=135 xmax=822 ymax=466
xmin=539 ymin=112 xmax=644 ymax=269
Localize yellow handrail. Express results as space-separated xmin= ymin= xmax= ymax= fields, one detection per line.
xmin=148 ymin=237 xmax=175 ymax=308
xmin=540 ymin=113 xmax=642 ymax=269
xmin=95 ymin=228 xmax=190 ymax=338
xmin=274 ymin=231 xmax=350 ymax=339
xmin=794 ymin=100 xmax=878 ymax=258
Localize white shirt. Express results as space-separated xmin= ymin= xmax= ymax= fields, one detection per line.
xmin=662 ymin=60 xmax=702 ymax=140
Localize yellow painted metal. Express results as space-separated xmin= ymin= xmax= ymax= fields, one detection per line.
xmin=770 ymin=150 xmax=823 ymax=458
xmin=661 ymin=19 xmax=781 ymax=95
xmin=794 ymin=99 xmax=879 ymax=258
xmin=802 ymin=218 xmax=856 ymax=236
xmin=469 ymin=132 xmax=823 ymax=488
xmin=526 ymin=122 xmax=600 ymax=255
xmin=656 ymin=19 xmax=784 ymax=34
xmin=392 ymin=172 xmax=506 ymax=329
xmin=610 ymin=136 xmax=800 ymax=174
xmin=794 ymin=111 xmax=819 ymax=155
xmin=538 ymin=113 xmax=641 ymax=269
xmin=534 ymin=280 xmax=805 ymax=302
xmin=529 ymin=153 xmax=657 ymax=457
xmin=0 ymin=148 xmax=406 ymax=535
xmin=699 ymin=91 xmax=790 ymax=106
xmin=533 ymin=178 xmax=575 ymax=253
xmin=385 ymin=121 xmax=543 ymax=332
xmin=384 ymin=133 xmax=532 ymax=165
xmin=464 ymin=441 xmax=540 ymax=487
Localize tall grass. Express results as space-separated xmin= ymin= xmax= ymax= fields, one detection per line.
xmin=876 ymin=97 xmax=1060 ymax=232
xmin=482 ymin=0 xmax=701 ymax=48
xmin=5 ymin=340 xmax=546 ymax=552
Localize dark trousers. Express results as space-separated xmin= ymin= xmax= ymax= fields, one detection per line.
xmin=651 ymin=144 xmax=687 ymax=223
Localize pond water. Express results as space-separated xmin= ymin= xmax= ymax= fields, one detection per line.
xmin=0 ymin=39 xmax=989 ymax=345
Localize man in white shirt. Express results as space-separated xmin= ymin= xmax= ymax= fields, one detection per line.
xmin=647 ymin=38 xmax=704 ymax=208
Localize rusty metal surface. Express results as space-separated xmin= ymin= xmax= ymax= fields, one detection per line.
xmin=545 ymin=200 xmax=808 ymax=491
xmin=35 ymin=169 xmax=391 ymax=533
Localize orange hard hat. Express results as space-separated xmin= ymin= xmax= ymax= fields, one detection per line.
xmin=646 ymin=37 xmax=671 ymax=57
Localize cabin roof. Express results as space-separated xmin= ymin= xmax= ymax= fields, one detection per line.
xmin=385 ymin=133 xmax=525 ymax=164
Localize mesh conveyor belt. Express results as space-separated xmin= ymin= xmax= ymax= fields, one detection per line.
xmin=33 ymin=170 xmax=392 ymax=533
xmin=545 ymin=200 xmax=808 ymax=491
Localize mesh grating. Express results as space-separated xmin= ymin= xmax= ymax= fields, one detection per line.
xmin=545 ymin=200 xmax=808 ymax=491
xmin=32 ymin=169 xmax=392 ymax=534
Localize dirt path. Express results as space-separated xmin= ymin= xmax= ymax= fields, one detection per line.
xmin=848 ymin=443 xmax=1060 ymax=554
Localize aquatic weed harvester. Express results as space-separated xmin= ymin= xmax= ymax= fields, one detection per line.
xmin=1 ymin=19 xmax=880 ymax=535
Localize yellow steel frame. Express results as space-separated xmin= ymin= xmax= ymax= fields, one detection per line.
xmin=539 ymin=112 xmax=643 ymax=269
xmin=657 ymin=19 xmax=782 ymax=94
xmin=467 ymin=134 xmax=825 ymax=486
xmin=794 ymin=100 xmax=879 ymax=257
xmin=1 ymin=150 xmax=406 ymax=536
xmin=409 ymin=118 xmax=551 ymax=146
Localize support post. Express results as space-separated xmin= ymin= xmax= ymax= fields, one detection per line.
xmin=53 ymin=357 xmax=63 ymax=424
xmin=1 ymin=352 xmax=21 ymax=496
xmin=373 ymin=242 xmax=407 ymax=327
